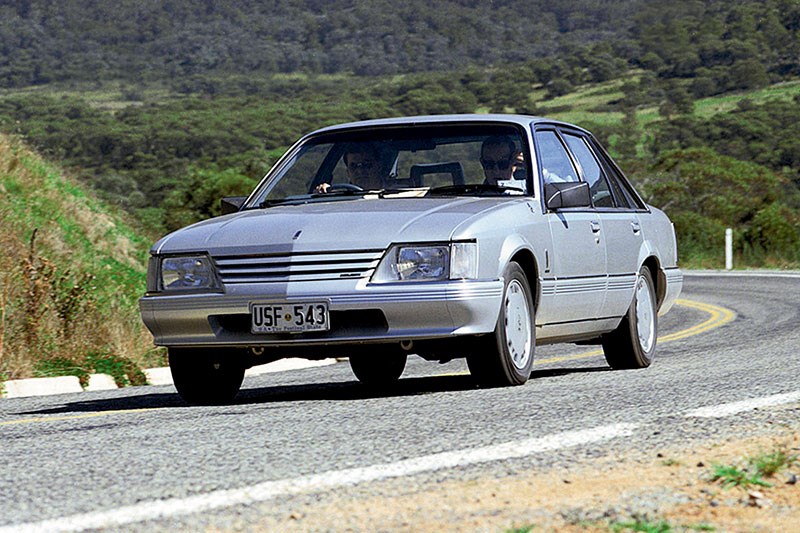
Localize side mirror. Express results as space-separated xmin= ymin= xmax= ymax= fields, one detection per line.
xmin=545 ymin=182 xmax=591 ymax=210
xmin=220 ymin=196 xmax=247 ymax=215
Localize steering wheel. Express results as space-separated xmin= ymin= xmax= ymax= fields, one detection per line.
xmin=328 ymin=183 xmax=364 ymax=192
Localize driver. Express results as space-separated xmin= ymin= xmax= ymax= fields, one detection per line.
xmin=480 ymin=136 xmax=523 ymax=186
xmin=315 ymin=144 xmax=386 ymax=193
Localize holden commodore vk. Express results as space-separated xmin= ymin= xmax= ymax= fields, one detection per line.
xmin=140 ymin=115 xmax=683 ymax=405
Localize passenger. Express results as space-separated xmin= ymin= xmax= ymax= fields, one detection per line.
xmin=480 ymin=136 xmax=523 ymax=186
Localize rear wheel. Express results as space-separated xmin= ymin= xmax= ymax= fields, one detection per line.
xmin=467 ymin=262 xmax=534 ymax=386
xmin=602 ymin=266 xmax=657 ymax=369
xmin=168 ymin=348 xmax=246 ymax=405
xmin=349 ymin=352 xmax=407 ymax=386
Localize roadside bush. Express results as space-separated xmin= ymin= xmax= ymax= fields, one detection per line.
xmin=30 ymin=351 xmax=148 ymax=388
xmin=86 ymin=350 xmax=147 ymax=387
xmin=747 ymin=203 xmax=800 ymax=251
xmin=669 ymin=211 xmax=727 ymax=268
xmin=644 ymin=148 xmax=799 ymax=267
xmin=34 ymin=357 xmax=90 ymax=387
xmin=161 ymin=167 xmax=257 ymax=230
xmin=743 ymin=203 xmax=800 ymax=263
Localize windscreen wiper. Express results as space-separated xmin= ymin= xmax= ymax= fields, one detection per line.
xmin=427 ymin=183 xmax=524 ymax=195
xmin=308 ymin=189 xmax=370 ymax=198
xmin=376 ymin=188 xmax=412 ymax=198
xmin=257 ymin=198 xmax=303 ymax=209
xmin=257 ymin=190 xmax=369 ymax=208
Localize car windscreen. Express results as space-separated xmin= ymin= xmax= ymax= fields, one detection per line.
xmin=248 ymin=124 xmax=530 ymax=207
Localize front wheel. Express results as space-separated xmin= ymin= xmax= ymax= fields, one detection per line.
xmin=467 ymin=262 xmax=535 ymax=386
xmin=602 ymin=266 xmax=657 ymax=369
xmin=169 ymin=348 xmax=246 ymax=405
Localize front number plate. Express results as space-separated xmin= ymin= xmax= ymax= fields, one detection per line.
xmin=250 ymin=302 xmax=330 ymax=334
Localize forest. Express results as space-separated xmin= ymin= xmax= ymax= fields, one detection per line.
xmin=0 ymin=0 xmax=798 ymax=265
xmin=6 ymin=0 xmax=790 ymax=85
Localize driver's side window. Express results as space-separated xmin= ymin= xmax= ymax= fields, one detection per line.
xmin=534 ymin=130 xmax=578 ymax=184
xmin=268 ymin=143 xmax=331 ymax=199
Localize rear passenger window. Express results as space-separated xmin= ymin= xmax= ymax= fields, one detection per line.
xmin=587 ymin=137 xmax=645 ymax=210
xmin=563 ymin=133 xmax=614 ymax=208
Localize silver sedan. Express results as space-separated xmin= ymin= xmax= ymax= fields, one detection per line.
xmin=140 ymin=115 xmax=682 ymax=404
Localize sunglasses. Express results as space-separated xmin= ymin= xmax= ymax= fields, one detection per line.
xmin=481 ymin=158 xmax=512 ymax=170
xmin=348 ymin=161 xmax=377 ymax=170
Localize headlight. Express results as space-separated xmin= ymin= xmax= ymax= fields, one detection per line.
xmin=159 ymin=255 xmax=220 ymax=291
xmin=372 ymin=243 xmax=477 ymax=282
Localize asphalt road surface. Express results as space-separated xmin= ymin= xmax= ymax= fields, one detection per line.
xmin=1 ymin=272 xmax=798 ymax=532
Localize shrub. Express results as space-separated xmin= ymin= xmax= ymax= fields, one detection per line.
xmin=644 ymin=147 xmax=800 ymax=267
xmin=34 ymin=357 xmax=90 ymax=387
xmin=745 ymin=203 xmax=800 ymax=259
xmin=669 ymin=211 xmax=727 ymax=268
xmin=86 ymin=350 xmax=147 ymax=387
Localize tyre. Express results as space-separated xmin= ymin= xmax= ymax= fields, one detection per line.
xmin=168 ymin=348 xmax=246 ymax=405
xmin=602 ymin=266 xmax=657 ymax=369
xmin=349 ymin=352 xmax=407 ymax=386
xmin=467 ymin=262 xmax=535 ymax=386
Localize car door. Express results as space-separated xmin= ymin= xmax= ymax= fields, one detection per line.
xmin=562 ymin=132 xmax=645 ymax=320
xmin=534 ymin=128 xmax=606 ymax=325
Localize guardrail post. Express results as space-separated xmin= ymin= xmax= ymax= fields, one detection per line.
xmin=725 ymin=228 xmax=733 ymax=270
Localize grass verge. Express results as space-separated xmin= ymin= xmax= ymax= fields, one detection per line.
xmin=0 ymin=134 xmax=163 ymax=383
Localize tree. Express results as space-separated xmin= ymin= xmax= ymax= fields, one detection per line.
xmin=161 ymin=168 xmax=257 ymax=230
xmin=729 ymin=58 xmax=770 ymax=90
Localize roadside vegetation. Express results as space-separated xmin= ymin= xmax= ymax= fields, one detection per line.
xmin=710 ymin=444 xmax=798 ymax=489
xmin=0 ymin=135 xmax=163 ymax=386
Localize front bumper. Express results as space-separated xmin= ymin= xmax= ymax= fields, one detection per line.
xmin=140 ymin=278 xmax=504 ymax=348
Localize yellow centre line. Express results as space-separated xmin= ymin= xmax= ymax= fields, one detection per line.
xmin=440 ymin=297 xmax=737 ymax=372
xmin=537 ymin=298 xmax=736 ymax=364
xmin=658 ymin=298 xmax=737 ymax=342
xmin=0 ymin=408 xmax=162 ymax=427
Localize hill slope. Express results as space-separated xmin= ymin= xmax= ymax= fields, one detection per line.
xmin=0 ymin=134 xmax=159 ymax=384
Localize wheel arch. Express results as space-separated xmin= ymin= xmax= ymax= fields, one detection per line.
xmin=508 ymin=248 xmax=540 ymax=313
xmin=641 ymin=255 xmax=665 ymax=310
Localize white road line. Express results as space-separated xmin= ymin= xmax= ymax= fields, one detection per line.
xmin=0 ymin=423 xmax=638 ymax=533
xmin=685 ymin=391 xmax=800 ymax=418
xmin=683 ymin=270 xmax=800 ymax=279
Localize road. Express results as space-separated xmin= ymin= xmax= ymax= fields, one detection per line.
xmin=1 ymin=273 xmax=798 ymax=531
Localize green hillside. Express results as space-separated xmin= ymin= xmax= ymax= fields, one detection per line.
xmin=0 ymin=134 xmax=161 ymax=385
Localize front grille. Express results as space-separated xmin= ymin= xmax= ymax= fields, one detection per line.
xmin=214 ymin=250 xmax=384 ymax=284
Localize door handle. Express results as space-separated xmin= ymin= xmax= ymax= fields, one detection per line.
xmin=590 ymin=221 xmax=601 ymax=233
xmin=631 ymin=221 xmax=641 ymax=234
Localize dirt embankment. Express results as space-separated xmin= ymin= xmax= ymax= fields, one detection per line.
xmin=246 ymin=428 xmax=800 ymax=532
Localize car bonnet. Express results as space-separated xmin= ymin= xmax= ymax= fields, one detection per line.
xmin=153 ymin=197 xmax=512 ymax=256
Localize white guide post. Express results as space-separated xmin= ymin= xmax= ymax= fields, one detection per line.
xmin=725 ymin=228 xmax=733 ymax=270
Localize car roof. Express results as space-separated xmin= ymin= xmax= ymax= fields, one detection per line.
xmin=310 ymin=114 xmax=589 ymax=136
